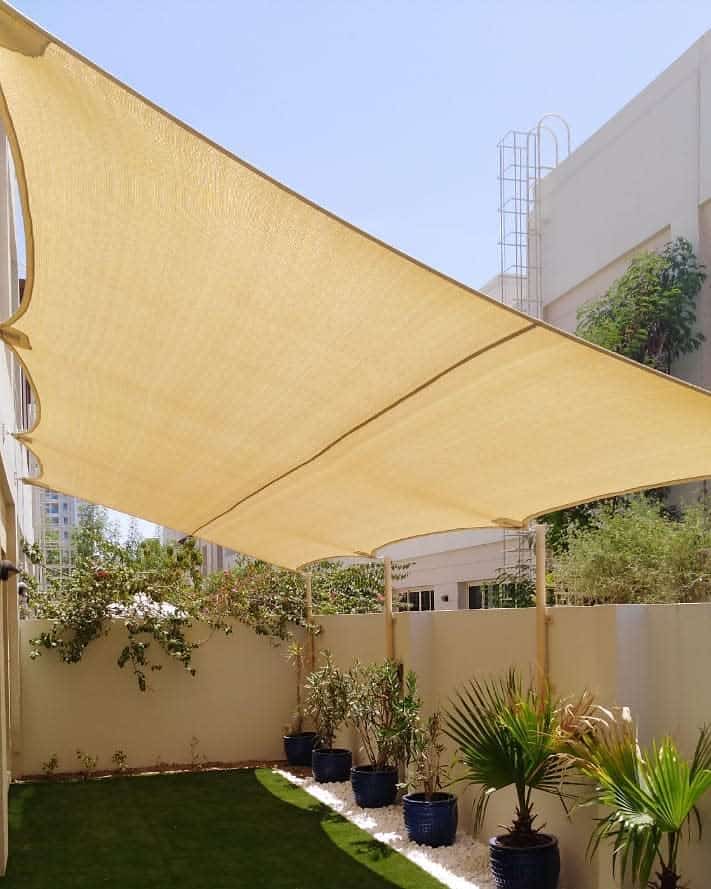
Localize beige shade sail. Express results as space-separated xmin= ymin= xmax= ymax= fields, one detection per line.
xmin=1 ymin=4 xmax=711 ymax=569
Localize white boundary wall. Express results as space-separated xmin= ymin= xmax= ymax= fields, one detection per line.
xmin=18 ymin=620 xmax=300 ymax=773
xmin=17 ymin=604 xmax=711 ymax=888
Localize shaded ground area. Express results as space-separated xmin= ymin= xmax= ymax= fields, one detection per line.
xmin=4 ymin=768 xmax=445 ymax=888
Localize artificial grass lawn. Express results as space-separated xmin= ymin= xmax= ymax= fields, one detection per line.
xmin=4 ymin=768 xmax=446 ymax=888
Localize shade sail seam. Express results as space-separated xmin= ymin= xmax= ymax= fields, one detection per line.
xmin=3 ymin=2 xmax=711 ymax=571
xmin=14 ymin=469 xmax=711 ymax=575
xmin=191 ymin=323 xmax=537 ymax=537
xmin=1 ymin=0 xmax=711 ymax=466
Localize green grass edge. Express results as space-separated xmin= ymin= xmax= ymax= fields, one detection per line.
xmin=256 ymin=769 xmax=447 ymax=889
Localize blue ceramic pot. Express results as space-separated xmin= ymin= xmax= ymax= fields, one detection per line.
xmin=489 ymin=833 xmax=560 ymax=889
xmin=403 ymin=792 xmax=457 ymax=846
xmin=311 ymin=748 xmax=352 ymax=783
xmin=283 ymin=732 xmax=319 ymax=766
xmin=350 ymin=765 xmax=398 ymax=808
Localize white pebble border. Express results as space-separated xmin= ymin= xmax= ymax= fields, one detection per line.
xmin=275 ymin=768 xmax=493 ymax=889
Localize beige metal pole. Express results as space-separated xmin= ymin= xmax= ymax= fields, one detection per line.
xmin=304 ymin=571 xmax=315 ymax=672
xmin=535 ymin=524 xmax=548 ymax=696
xmin=383 ymin=556 xmax=395 ymax=660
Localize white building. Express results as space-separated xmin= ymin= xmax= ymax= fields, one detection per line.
xmin=385 ymin=29 xmax=711 ymax=611
xmin=33 ymin=488 xmax=81 ymax=581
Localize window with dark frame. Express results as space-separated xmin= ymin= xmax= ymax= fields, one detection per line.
xmin=467 ymin=582 xmax=497 ymax=609
xmin=403 ymin=589 xmax=434 ymax=612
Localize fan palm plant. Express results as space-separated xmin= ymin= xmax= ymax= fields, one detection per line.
xmin=571 ymin=714 xmax=711 ymax=889
xmin=445 ymin=670 xmax=594 ymax=842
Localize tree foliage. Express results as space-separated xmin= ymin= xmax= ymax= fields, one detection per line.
xmin=27 ymin=507 xmax=403 ymax=689
xmin=29 ymin=507 xmax=212 ymax=690
xmin=202 ymin=558 xmax=406 ymax=639
xmin=576 ymin=237 xmax=705 ymax=372
xmin=202 ymin=560 xmax=306 ymax=640
xmin=544 ymin=238 xmax=705 ymax=552
xmin=553 ymin=496 xmax=711 ymax=604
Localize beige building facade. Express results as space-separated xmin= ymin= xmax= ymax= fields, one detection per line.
xmin=387 ymin=29 xmax=711 ymax=610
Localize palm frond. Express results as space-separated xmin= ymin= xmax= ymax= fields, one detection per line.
xmin=575 ymin=716 xmax=711 ymax=887
xmin=444 ymin=670 xmax=595 ymax=837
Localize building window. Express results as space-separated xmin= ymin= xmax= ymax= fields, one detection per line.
xmin=467 ymin=582 xmax=497 ymax=609
xmin=402 ymin=589 xmax=434 ymax=612
xmin=468 ymin=584 xmax=483 ymax=609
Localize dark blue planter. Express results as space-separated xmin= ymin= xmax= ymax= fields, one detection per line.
xmin=489 ymin=834 xmax=559 ymax=889
xmin=283 ymin=732 xmax=319 ymax=766
xmin=350 ymin=765 xmax=398 ymax=808
xmin=403 ymin=792 xmax=458 ymax=847
xmin=312 ymin=748 xmax=352 ymax=783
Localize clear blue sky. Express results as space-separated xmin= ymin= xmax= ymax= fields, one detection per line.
xmin=13 ymin=0 xmax=711 ymax=537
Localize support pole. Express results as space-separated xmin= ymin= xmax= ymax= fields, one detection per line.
xmin=383 ymin=556 xmax=395 ymax=661
xmin=304 ymin=571 xmax=315 ymax=672
xmin=534 ymin=524 xmax=548 ymax=696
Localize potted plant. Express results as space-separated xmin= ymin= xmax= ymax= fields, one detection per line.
xmin=570 ymin=712 xmax=711 ymax=889
xmin=445 ymin=670 xmax=595 ymax=889
xmin=346 ymin=659 xmax=420 ymax=808
xmin=305 ymin=651 xmax=351 ymax=782
xmin=403 ymin=711 xmax=458 ymax=847
xmin=283 ymin=641 xmax=318 ymax=766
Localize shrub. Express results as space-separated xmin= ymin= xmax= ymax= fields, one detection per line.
xmin=111 ymin=750 xmax=128 ymax=772
xmin=42 ymin=753 xmax=59 ymax=778
xmin=553 ymin=497 xmax=711 ymax=604
xmin=576 ymin=237 xmax=705 ymax=373
xmin=346 ymin=660 xmax=420 ymax=769
xmin=28 ymin=512 xmax=209 ymax=690
xmin=75 ymin=749 xmax=98 ymax=780
xmin=202 ymin=559 xmax=409 ymax=640
xmin=305 ymin=652 xmax=348 ymax=749
xmin=410 ymin=712 xmax=448 ymax=799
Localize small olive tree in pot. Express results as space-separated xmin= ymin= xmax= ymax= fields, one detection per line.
xmin=346 ymin=659 xmax=420 ymax=808
xmin=403 ymin=711 xmax=458 ymax=847
xmin=446 ymin=670 xmax=596 ymax=889
xmin=305 ymin=651 xmax=351 ymax=782
xmin=282 ymin=641 xmax=319 ymax=766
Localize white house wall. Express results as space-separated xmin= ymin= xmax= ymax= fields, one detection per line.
xmin=538 ymin=30 xmax=711 ymax=393
xmin=538 ymin=32 xmax=711 ymax=306
xmin=391 ymin=538 xmax=505 ymax=609
xmin=20 ymin=603 xmax=711 ymax=888
xmin=389 ymin=30 xmax=711 ymax=601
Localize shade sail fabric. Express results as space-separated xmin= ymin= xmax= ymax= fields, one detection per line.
xmin=1 ymin=6 xmax=711 ymax=569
